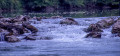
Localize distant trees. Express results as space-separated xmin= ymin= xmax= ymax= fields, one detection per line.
xmin=0 ymin=0 xmax=21 ymax=11
xmin=0 ymin=0 xmax=119 ymax=11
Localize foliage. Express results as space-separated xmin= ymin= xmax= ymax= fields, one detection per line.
xmin=0 ymin=0 xmax=119 ymax=11
xmin=0 ymin=0 xmax=21 ymax=10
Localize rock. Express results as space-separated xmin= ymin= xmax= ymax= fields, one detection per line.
xmin=13 ymin=25 xmax=26 ymax=35
xmin=24 ymin=36 xmax=36 ymax=40
xmin=33 ymin=17 xmax=42 ymax=21
xmin=5 ymin=36 xmax=20 ymax=42
xmin=60 ymin=18 xmax=78 ymax=25
xmin=111 ymin=20 xmax=120 ymax=34
xmin=13 ymin=15 xmax=31 ymax=22
xmin=85 ymin=32 xmax=101 ymax=38
xmin=96 ymin=18 xmax=114 ymax=28
xmin=0 ymin=22 xmax=25 ymax=35
xmin=85 ymin=24 xmax=103 ymax=32
xmin=0 ymin=18 xmax=11 ymax=22
xmin=22 ymin=23 xmax=38 ymax=33
xmin=39 ymin=37 xmax=53 ymax=40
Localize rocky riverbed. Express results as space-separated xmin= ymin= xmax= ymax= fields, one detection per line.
xmin=0 ymin=16 xmax=120 ymax=56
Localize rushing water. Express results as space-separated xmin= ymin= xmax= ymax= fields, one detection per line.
xmin=0 ymin=17 xmax=120 ymax=56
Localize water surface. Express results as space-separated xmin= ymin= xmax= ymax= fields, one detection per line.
xmin=0 ymin=17 xmax=120 ymax=56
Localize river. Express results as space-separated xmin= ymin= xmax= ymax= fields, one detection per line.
xmin=0 ymin=9 xmax=120 ymax=56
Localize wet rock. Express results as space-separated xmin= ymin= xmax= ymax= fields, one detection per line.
xmin=85 ymin=32 xmax=101 ymax=38
xmin=13 ymin=25 xmax=27 ymax=35
xmin=24 ymin=36 xmax=36 ymax=40
xmin=85 ymin=24 xmax=103 ymax=32
xmin=22 ymin=23 xmax=38 ymax=33
xmin=5 ymin=36 xmax=20 ymax=42
xmin=0 ymin=22 xmax=25 ymax=35
xmin=111 ymin=20 xmax=120 ymax=34
xmin=60 ymin=18 xmax=78 ymax=25
xmin=96 ymin=18 xmax=114 ymax=28
xmin=39 ymin=37 xmax=53 ymax=40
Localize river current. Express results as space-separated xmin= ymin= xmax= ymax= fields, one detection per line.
xmin=0 ymin=17 xmax=120 ymax=56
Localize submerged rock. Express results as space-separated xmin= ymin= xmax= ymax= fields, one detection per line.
xmin=24 ymin=36 xmax=36 ymax=40
xmin=60 ymin=18 xmax=78 ymax=25
xmin=39 ymin=37 xmax=53 ymax=40
xmin=85 ymin=32 xmax=101 ymax=38
xmin=5 ymin=36 xmax=20 ymax=42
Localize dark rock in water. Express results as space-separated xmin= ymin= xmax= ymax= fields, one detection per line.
xmin=0 ymin=22 xmax=25 ymax=35
xmin=85 ymin=24 xmax=103 ymax=32
xmin=5 ymin=36 xmax=20 ymax=42
xmin=22 ymin=23 xmax=38 ymax=33
xmin=33 ymin=17 xmax=42 ymax=21
xmin=13 ymin=25 xmax=26 ymax=35
xmin=96 ymin=18 xmax=115 ymax=28
xmin=0 ymin=22 xmax=14 ymax=32
xmin=111 ymin=20 xmax=120 ymax=35
xmin=39 ymin=37 xmax=53 ymax=40
xmin=85 ymin=17 xmax=115 ymax=38
xmin=24 ymin=36 xmax=36 ymax=40
xmin=85 ymin=32 xmax=101 ymax=38
xmin=60 ymin=18 xmax=78 ymax=25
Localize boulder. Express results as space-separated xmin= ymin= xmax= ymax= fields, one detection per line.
xmin=5 ymin=36 xmax=20 ymax=42
xmin=85 ymin=32 xmax=101 ymax=38
xmin=0 ymin=22 xmax=25 ymax=35
xmin=60 ymin=18 xmax=78 ymax=25
xmin=0 ymin=18 xmax=11 ymax=22
xmin=96 ymin=18 xmax=114 ymax=28
xmin=22 ymin=23 xmax=38 ymax=33
xmin=112 ymin=20 xmax=120 ymax=34
xmin=24 ymin=36 xmax=36 ymax=40
xmin=85 ymin=24 xmax=103 ymax=32
xmin=13 ymin=15 xmax=31 ymax=22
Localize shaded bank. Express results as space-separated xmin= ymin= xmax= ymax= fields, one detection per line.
xmin=0 ymin=0 xmax=119 ymax=11
xmin=0 ymin=9 xmax=119 ymax=18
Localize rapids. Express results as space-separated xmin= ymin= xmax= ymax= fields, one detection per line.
xmin=0 ymin=17 xmax=120 ymax=56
